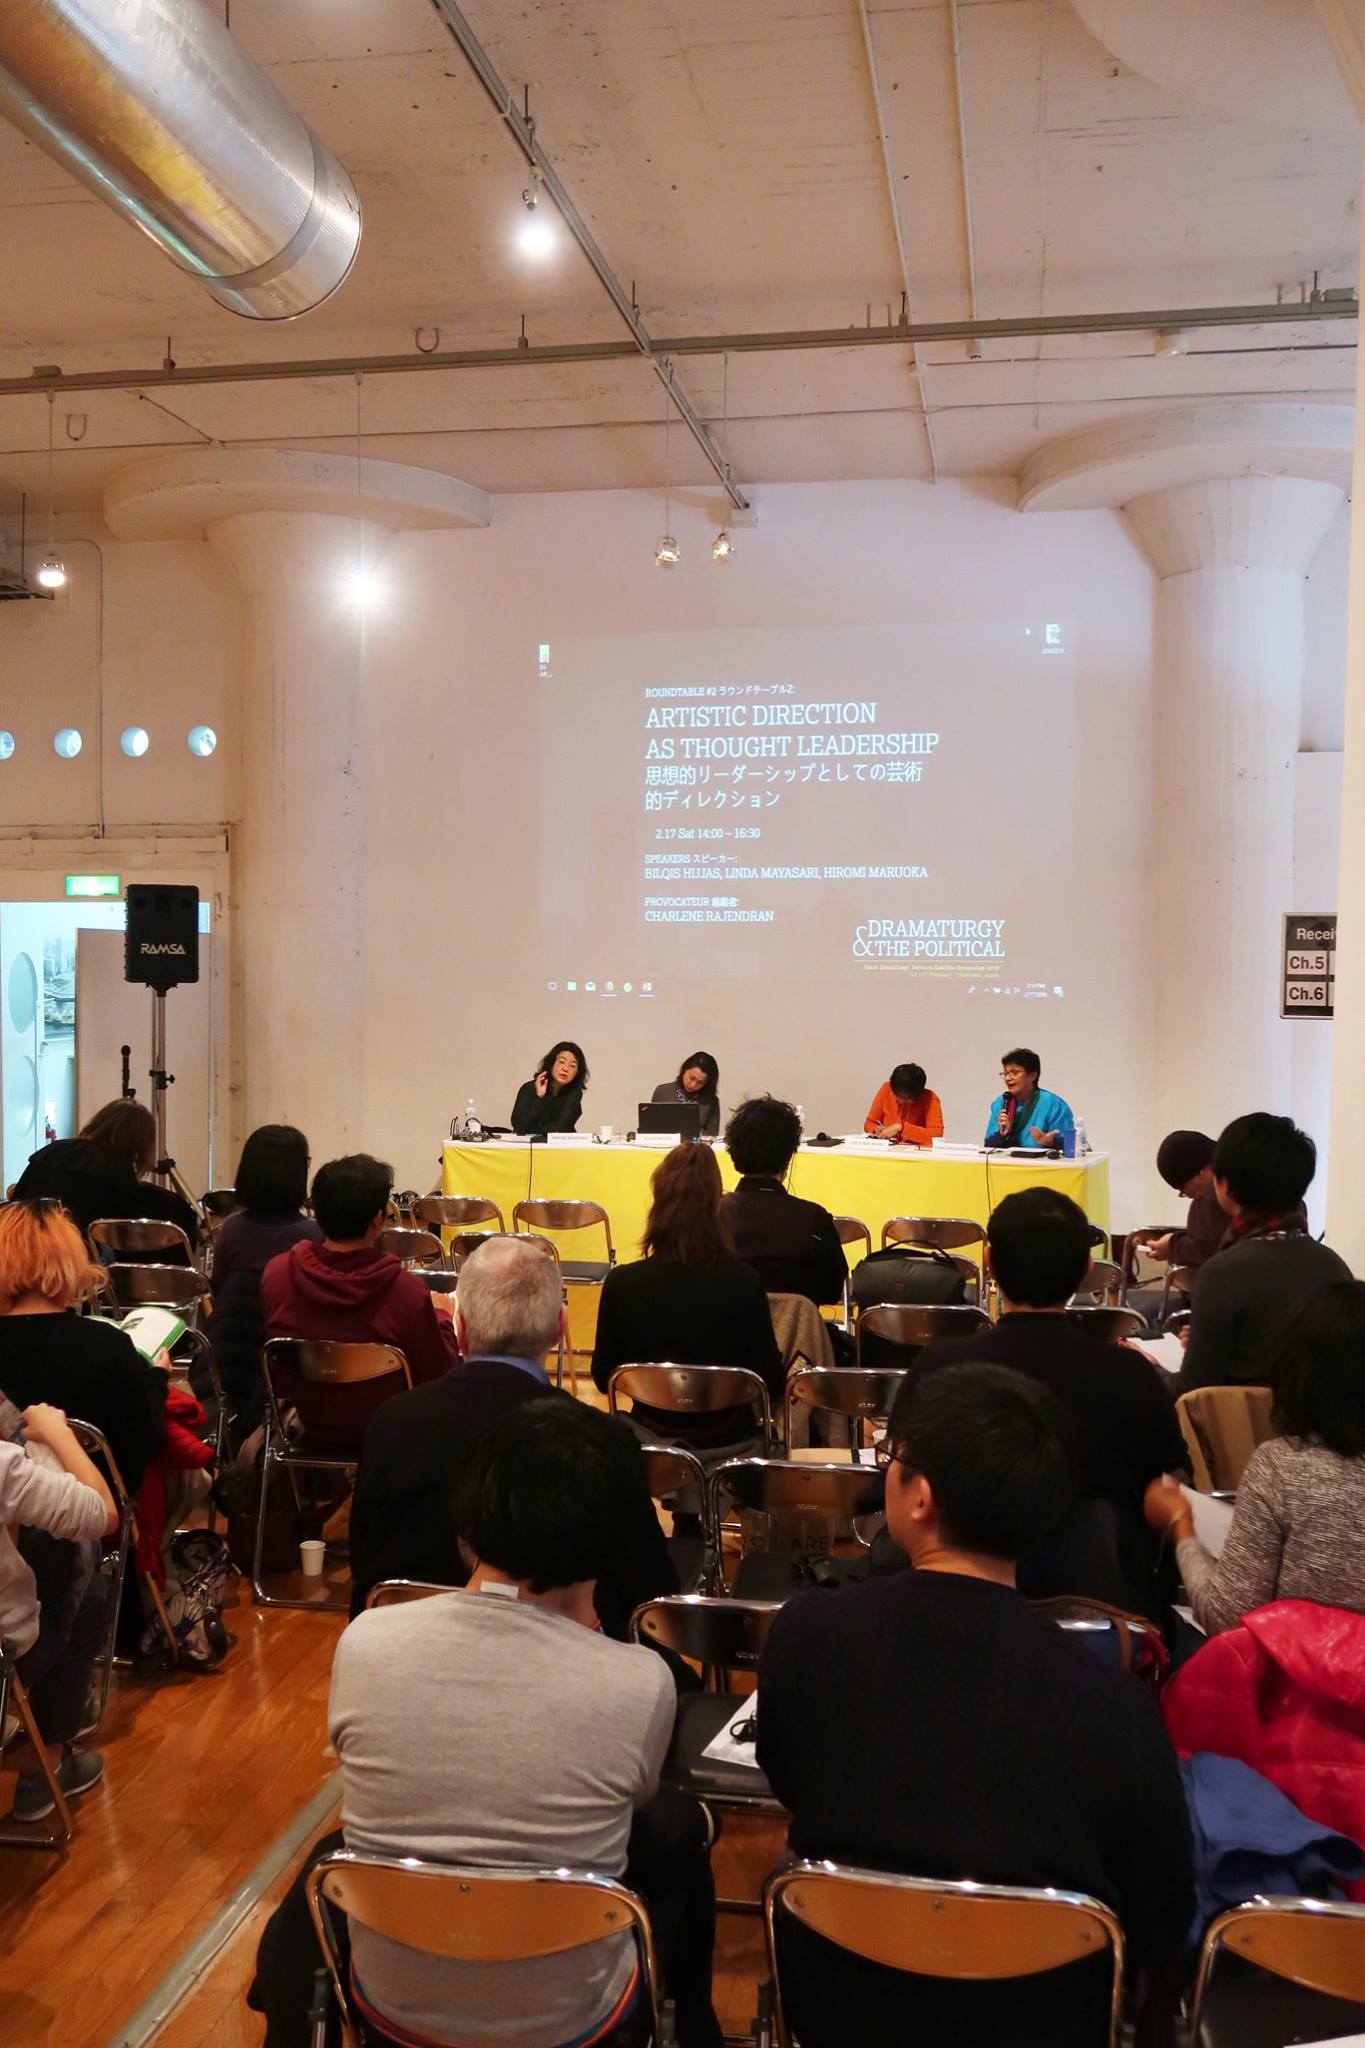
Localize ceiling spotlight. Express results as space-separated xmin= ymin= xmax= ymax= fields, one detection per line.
xmin=711 ymin=529 xmax=735 ymax=564
xmin=36 ymin=553 xmax=67 ymax=590
xmin=518 ymin=216 xmax=555 ymax=258
xmin=655 ymin=535 xmax=681 ymax=568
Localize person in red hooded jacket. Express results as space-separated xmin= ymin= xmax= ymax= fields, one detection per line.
xmin=260 ymin=1154 xmax=456 ymax=1449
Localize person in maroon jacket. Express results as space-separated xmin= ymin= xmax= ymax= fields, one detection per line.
xmin=259 ymin=1154 xmax=457 ymax=1449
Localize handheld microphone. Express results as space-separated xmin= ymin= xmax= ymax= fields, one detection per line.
xmin=998 ymin=1095 xmax=1012 ymax=1137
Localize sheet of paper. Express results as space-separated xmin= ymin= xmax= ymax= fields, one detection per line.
xmin=1180 ymin=1484 xmax=1236 ymax=1559
xmin=1295 ymin=2036 xmax=1365 ymax=2046
xmin=1127 ymin=1332 xmax=1185 ymax=1375
xmin=701 ymin=1703 xmax=766 ymax=1771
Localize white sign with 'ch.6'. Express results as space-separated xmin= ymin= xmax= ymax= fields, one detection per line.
xmin=1281 ymin=914 xmax=1336 ymax=1020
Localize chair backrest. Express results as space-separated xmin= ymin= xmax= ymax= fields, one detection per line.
xmin=834 ymin=1214 xmax=872 ymax=1260
xmin=513 ymin=1200 xmax=614 ymax=1260
xmin=1063 ymin=1305 xmax=1148 ymax=1344
xmin=1158 ymin=1263 xmax=1196 ymax=1320
xmin=765 ymin=1862 xmax=1123 ymax=2048
xmin=639 ymin=1444 xmax=708 ymax=1505
xmin=1192 ymin=1897 xmax=1365 ymax=2031
xmin=1122 ymin=1228 xmax=1181 ymax=1286
xmin=261 ymin=1339 xmax=412 ymax=1436
xmin=307 ymin=1851 xmax=662 ymax=2040
xmin=1071 ymin=1258 xmax=1126 ymax=1306
xmin=365 ymin=1579 xmax=451 ymax=1609
xmin=856 ymin=1302 xmax=990 ymax=1362
xmin=712 ymin=1456 xmax=885 ymax=1525
xmin=608 ymin=1364 xmax=774 ymax=1445
xmin=1176 ymin=1384 xmax=1275 ymax=1492
xmin=631 ymin=1593 xmax=782 ymax=1675
xmin=785 ymin=1367 xmax=906 ymax=1443
xmin=377 ymin=1226 xmax=445 ymax=1268
xmin=68 ymin=1416 xmax=131 ymax=1511
xmin=199 ymin=1188 xmax=241 ymax=1220
xmin=90 ymin=1215 xmax=194 ymax=1261
xmin=1032 ymin=1596 xmax=1168 ymax=1686
xmin=105 ymin=1262 xmax=207 ymax=1312
xmin=416 ymin=1268 xmax=462 ymax=1295
xmin=448 ymin=1228 xmax=562 ymax=1272
xmin=881 ymin=1215 xmax=986 ymax=1257
xmin=414 ymin=1194 xmax=506 ymax=1232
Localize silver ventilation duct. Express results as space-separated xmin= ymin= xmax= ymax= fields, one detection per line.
xmin=0 ymin=0 xmax=361 ymax=320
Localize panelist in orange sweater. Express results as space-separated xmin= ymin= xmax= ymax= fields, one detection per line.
xmin=864 ymin=1064 xmax=944 ymax=1148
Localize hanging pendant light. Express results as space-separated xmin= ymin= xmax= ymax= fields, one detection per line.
xmin=655 ymin=371 xmax=679 ymax=566
xmin=37 ymin=393 xmax=65 ymax=590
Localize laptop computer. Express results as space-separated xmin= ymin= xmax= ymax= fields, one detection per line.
xmin=637 ymin=1099 xmax=702 ymax=1140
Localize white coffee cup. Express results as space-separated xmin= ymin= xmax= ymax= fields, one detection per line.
xmin=599 ymin=1125 xmax=614 ymax=1143
xmin=300 ymin=1538 xmax=325 ymax=1578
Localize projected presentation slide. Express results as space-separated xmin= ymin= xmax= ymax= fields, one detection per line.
xmin=537 ymin=619 xmax=1076 ymax=1016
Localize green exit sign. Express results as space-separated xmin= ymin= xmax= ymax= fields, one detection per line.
xmin=65 ymin=873 xmax=120 ymax=899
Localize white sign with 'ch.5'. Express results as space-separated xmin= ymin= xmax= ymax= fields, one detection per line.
xmin=1281 ymin=914 xmax=1336 ymax=1020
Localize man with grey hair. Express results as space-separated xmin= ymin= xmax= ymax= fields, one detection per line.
xmin=349 ymin=1236 xmax=676 ymax=1625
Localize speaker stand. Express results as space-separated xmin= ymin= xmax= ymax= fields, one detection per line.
xmin=147 ymin=989 xmax=198 ymax=1208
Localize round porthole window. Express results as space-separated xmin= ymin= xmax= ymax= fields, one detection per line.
xmin=0 ymin=733 xmax=15 ymax=761
xmin=187 ymin=725 xmax=217 ymax=757
xmin=53 ymin=728 xmax=82 ymax=759
xmin=120 ymin=726 xmax=149 ymax=758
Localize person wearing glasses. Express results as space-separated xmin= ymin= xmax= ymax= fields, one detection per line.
xmin=982 ymin=1047 xmax=1074 ymax=1151
xmin=756 ymin=1362 xmax=1193 ymax=2048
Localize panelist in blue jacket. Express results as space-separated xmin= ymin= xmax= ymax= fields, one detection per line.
xmin=983 ymin=1048 xmax=1074 ymax=1151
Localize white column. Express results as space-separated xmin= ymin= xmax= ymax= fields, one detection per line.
xmin=207 ymin=511 xmax=374 ymax=1157
xmin=1124 ymin=477 xmax=1344 ymax=1142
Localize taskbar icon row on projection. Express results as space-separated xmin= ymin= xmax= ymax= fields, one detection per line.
xmin=546 ymin=979 xmax=657 ymax=998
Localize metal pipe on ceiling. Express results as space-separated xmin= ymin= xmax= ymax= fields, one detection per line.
xmin=0 ymin=0 xmax=361 ymax=320
xmin=0 ymin=296 xmax=1352 ymax=400
xmin=424 ymin=0 xmax=750 ymax=512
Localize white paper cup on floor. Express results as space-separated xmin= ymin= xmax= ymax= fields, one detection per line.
xmin=300 ymin=1539 xmax=325 ymax=1578
xmin=599 ymin=1125 xmax=614 ymax=1142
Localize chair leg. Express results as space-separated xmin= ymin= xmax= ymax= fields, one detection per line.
xmin=253 ymin=1443 xmax=356 ymax=1613
xmin=0 ymin=1651 xmax=73 ymax=1852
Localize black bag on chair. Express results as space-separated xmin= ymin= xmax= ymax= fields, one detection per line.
xmin=849 ymin=1245 xmax=967 ymax=1311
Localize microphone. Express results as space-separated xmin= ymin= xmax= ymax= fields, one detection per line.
xmin=998 ymin=1094 xmax=1013 ymax=1137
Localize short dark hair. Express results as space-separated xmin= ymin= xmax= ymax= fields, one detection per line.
xmin=890 ymin=1063 xmax=926 ymax=1098
xmin=1272 ymin=1280 xmax=1365 ymax=1457
xmin=536 ymin=1041 xmax=589 ymax=1093
xmin=1001 ymin=1048 xmax=1041 ymax=1081
xmin=1213 ymin=1112 xmax=1316 ymax=1214
xmin=986 ymin=1187 xmax=1092 ymax=1308
xmin=886 ymin=1362 xmax=1074 ymax=1559
xmin=234 ymin=1124 xmax=310 ymax=1215
xmin=310 ymin=1154 xmax=392 ymax=1240
xmin=725 ymin=1094 xmax=802 ymax=1175
xmin=453 ymin=1401 xmax=635 ymax=1590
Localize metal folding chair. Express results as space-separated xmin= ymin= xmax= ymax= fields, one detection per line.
xmin=1176 ymin=1384 xmax=1275 ymax=1492
xmin=881 ymin=1215 xmax=986 ymax=1261
xmin=639 ymin=1444 xmax=715 ymax=1593
xmin=784 ymin=1366 xmax=905 ymax=1454
xmin=1158 ymin=1262 xmax=1197 ymax=1322
xmin=1032 ymin=1596 xmax=1168 ymax=1691
xmin=1063 ymin=1305 xmax=1148 ymax=1344
xmin=710 ymin=1457 xmax=886 ymax=1601
xmin=608 ymin=1364 xmax=776 ymax=1452
xmin=631 ymin=1594 xmax=784 ymax=1836
xmin=376 ymin=1226 xmax=446 ymax=1269
xmin=833 ymin=1215 xmax=872 ymax=1329
xmin=365 ymin=1578 xmax=451 ymax=1609
xmin=0 ymin=1636 xmax=73 ymax=1851
xmin=855 ymin=1301 xmax=989 ymax=1367
xmin=307 ymin=1849 xmax=664 ymax=2048
xmin=253 ymin=1339 xmax=412 ymax=1610
xmin=90 ymin=1215 xmax=195 ymax=1265
xmin=1191 ymin=1896 xmax=1365 ymax=2048
xmin=68 ymin=1416 xmax=176 ymax=1682
xmin=103 ymin=1261 xmax=208 ymax=1328
xmin=1071 ymin=1258 xmax=1127 ymax=1306
xmin=765 ymin=1862 xmax=1124 ymax=2048
xmin=413 ymin=1193 xmax=506 ymax=1234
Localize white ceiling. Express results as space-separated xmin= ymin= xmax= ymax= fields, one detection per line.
xmin=0 ymin=0 xmax=1356 ymax=512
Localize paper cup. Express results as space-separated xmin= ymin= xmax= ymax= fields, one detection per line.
xmin=599 ymin=1125 xmax=614 ymax=1142
xmin=300 ymin=1539 xmax=326 ymax=1578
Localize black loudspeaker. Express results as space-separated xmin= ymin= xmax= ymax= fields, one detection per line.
xmin=124 ymin=884 xmax=200 ymax=991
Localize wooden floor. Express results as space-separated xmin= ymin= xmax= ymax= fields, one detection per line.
xmin=0 ymin=1569 xmax=777 ymax=2048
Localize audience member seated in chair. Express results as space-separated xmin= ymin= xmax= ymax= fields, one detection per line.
xmin=1148 ymin=1280 xmax=1365 ymax=1636
xmin=0 ymin=1199 xmax=167 ymax=1494
xmin=205 ymin=1124 xmax=321 ymax=1435
xmin=349 ymin=1234 xmax=675 ymax=1629
xmin=592 ymin=1141 xmax=783 ymax=1453
xmin=14 ymin=1097 xmax=200 ymax=1251
xmin=251 ymin=1401 xmax=722 ymax=2048
xmin=1130 ymin=1130 xmax=1228 ymax=1275
xmin=720 ymin=1095 xmax=846 ymax=1310
xmin=1176 ymin=1113 xmax=1351 ymax=1397
xmin=756 ymin=1363 xmax=1194 ymax=2048
xmin=0 ymin=1399 xmax=117 ymax=1823
xmin=260 ymin=1153 xmax=456 ymax=1451
xmin=900 ymin=1188 xmax=1189 ymax=1621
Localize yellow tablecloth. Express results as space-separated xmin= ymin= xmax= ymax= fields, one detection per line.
xmin=442 ymin=1140 xmax=1110 ymax=1264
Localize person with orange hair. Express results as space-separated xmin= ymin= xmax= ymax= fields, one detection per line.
xmin=0 ymin=1201 xmax=165 ymax=1493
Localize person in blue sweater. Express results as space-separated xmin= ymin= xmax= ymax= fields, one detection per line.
xmin=983 ymin=1046 xmax=1075 ymax=1150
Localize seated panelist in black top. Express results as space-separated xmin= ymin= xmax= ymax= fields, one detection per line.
xmin=720 ymin=1094 xmax=846 ymax=1308
xmin=510 ymin=1040 xmax=588 ymax=1135
xmin=650 ymin=1051 xmax=721 ymax=1138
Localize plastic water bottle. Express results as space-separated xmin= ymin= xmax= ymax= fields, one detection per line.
xmin=462 ymin=1095 xmax=482 ymax=1140
xmin=1075 ymin=1115 xmax=1088 ymax=1156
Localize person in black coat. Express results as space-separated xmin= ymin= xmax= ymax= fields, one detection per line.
xmin=509 ymin=1041 xmax=588 ymax=1134
xmin=650 ymin=1052 xmax=721 ymax=1138
xmin=15 ymin=1098 xmax=199 ymax=1254
xmin=204 ymin=1125 xmax=320 ymax=1432
xmin=591 ymin=1141 xmax=783 ymax=1447
xmin=719 ymin=1095 xmax=846 ymax=1307
xmin=350 ymin=1234 xmax=675 ymax=1628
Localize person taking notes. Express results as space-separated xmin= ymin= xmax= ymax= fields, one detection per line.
xmin=983 ymin=1047 xmax=1074 ymax=1151
xmin=863 ymin=1062 xmax=944 ymax=1147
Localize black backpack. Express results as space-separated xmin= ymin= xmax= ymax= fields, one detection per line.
xmin=849 ymin=1244 xmax=968 ymax=1312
